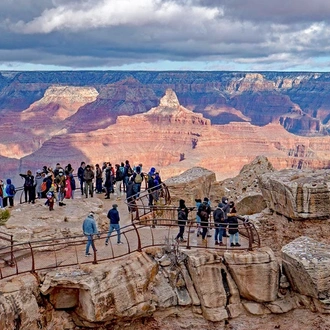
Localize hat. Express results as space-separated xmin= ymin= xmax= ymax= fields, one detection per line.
xmin=89 ymin=211 xmax=95 ymax=217
xmin=36 ymin=169 xmax=42 ymax=174
xmin=112 ymin=204 xmax=118 ymax=208
xmin=218 ymin=202 xmax=223 ymax=208
xmin=203 ymin=197 xmax=209 ymax=202
xmin=59 ymin=169 xmax=64 ymax=173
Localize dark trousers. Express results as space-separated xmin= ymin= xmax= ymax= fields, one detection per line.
xmin=176 ymin=225 xmax=185 ymax=240
xmin=201 ymin=226 xmax=208 ymax=239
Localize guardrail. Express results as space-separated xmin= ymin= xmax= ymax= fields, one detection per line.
xmin=0 ymin=182 xmax=260 ymax=280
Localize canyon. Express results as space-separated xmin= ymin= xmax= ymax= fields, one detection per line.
xmin=1 ymin=75 xmax=330 ymax=184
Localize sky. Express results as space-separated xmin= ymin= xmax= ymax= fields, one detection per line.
xmin=1 ymin=0 xmax=330 ymax=71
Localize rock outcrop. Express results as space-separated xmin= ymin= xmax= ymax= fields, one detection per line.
xmin=259 ymin=169 xmax=330 ymax=220
xmin=0 ymin=247 xmax=280 ymax=328
xmin=282 ymin=236 xmax=330 ymax=304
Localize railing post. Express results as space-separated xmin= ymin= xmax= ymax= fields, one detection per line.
xmin=132 ymin=221 xmax=142 ymax=252
xmin=9 ymin=234 xmax=14 ymax=266
xmin=29 ymin=242 xmax=35 ymax=273
xmin=91 ymin=235 xmax=98 ymax=264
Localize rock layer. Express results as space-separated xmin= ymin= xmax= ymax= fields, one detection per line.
xmin=259 ymin=169 xmax=330 ymax=220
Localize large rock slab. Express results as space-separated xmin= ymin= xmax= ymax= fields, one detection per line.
xmin=0 ymin=274 xmax=41 ymax=330
xmin=259 ymin=169 xmax=330 ymax=220
xmin=282 ymin=236 xmax=330 ymax=303
xmin=165 ymin=167 xmax=216 ymax=206
xmin=224 ymin=247 xmax=279 ymax=302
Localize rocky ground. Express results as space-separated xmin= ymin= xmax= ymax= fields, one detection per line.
xmin=2 ymin=158 xmax=330 ymax=329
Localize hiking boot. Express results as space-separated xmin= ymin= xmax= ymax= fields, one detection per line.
xmin=215 ymin=241 xmax=219 ymax=245
xmin=219 ymin=242 xmax=224 ymax=246
xmin=117 ymin=242 xmax=124 ymax=245
xmin=85 ymin=253 xmax=92 ymax=257
xmin=235 ymin=243 xmax=241 ymax=247
xmin=230 ymin=243 xmax=235 ymax=247
xmin=105 ymin=240 xmax=109 ymax=246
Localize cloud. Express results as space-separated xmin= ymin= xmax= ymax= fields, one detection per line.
xmin=0 ymin=0 xmax=330 ymax=70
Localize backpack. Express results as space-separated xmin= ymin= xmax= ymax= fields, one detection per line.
xmin=178 ymin=209 xmax=186 ymax=221
xmin=6 ymin=184 xmax=15 ymax=196
xmin=127 ymin=166 xmax=133 ymax=176
xmin=116 ymin=169 xmax=124 ymax=181
xmin=41 ymin=181 xmax=47 ymax=192
xmin=134 ymin=173 xmax=143 ymax=184
xmin=25 ymin=176 xmax=33 ymax=187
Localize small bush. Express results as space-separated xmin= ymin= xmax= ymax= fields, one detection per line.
xmin=0 ymin=209 xmax=10 ymax=225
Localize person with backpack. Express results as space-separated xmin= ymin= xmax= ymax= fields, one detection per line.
xmin=5 ymin=179 xmax=16 ymax=208
xmin=213 ymin=202 xmax=227 ymax=246
xmin=115 ymin=164 xmax=124 ymax=201
xmin=132 ymin=165 xmax=144 ymax=197
xmin=20 ymin=170 xmax=35 ymax=204
xmin=227 ymin=202 xmax=241 ymax=247
xmin=123 ymin=160 xmax=133 ymax=191
xmin=175 ymin=199 xmax=192 ymax=242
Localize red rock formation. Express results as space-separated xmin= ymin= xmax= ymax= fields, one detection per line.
xmin=16 ymin=89 xmax=330 ymax=182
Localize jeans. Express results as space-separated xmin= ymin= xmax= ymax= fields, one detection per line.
xmin=230 ymin=232 xmax=239 ymax=245
xmin=85 ymin=181 xmax=93 ymax=197
xmin=133 ymin=183 xmax=141 ymax=197
xmin=96 ymin=178 xmax=103 ymax=193
xmin=106 ymin=224 xmax=121 ymax=243
xmin=176 ymin=225 xmax=185 ymax=240
xmin=214 ymin=226 xmax=226 ymax=242
xmin=85 ymin=234 xmax=96 ymax=254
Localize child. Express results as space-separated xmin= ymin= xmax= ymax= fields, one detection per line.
xmin=46 ymin=187 xmax=56 ymax=211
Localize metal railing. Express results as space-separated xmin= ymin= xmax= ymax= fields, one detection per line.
xmin=0 ymin=182 xmax=260 ymax=280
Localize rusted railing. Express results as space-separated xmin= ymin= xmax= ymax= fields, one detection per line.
xmin=0 ymin=182 xmax=260 ymax=280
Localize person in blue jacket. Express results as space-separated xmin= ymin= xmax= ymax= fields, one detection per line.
xmin=82 ymin=211 xmax=99 ymax=256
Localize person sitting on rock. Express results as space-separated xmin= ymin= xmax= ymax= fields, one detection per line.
xmin=228 ymin=202 xmax=241 ymax=247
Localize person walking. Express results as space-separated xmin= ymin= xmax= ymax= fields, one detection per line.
xmin=175 ymin=199 xmax=189 ymax=242
xmin=82 ymin=211 xmax=99 ymax=256
xmin=105 ymin=204 xmax=124 ymax=245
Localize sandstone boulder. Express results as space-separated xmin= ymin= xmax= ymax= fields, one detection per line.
xmin=224 ymin=247 xmax=279 ymax=302
xmin=282 ymin=236 xmax=330 ymax=304
xmin=165 ymin=167 xmax=216 ymax=206
xmin=0 ymin=274 xmax=41 ymax=330
xmin=259 ymin=169 xmax=330 ymax=220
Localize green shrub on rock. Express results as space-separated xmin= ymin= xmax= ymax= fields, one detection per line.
xmin=0 ymin=209 xmax=10 ymax=225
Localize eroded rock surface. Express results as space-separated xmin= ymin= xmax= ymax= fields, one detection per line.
xmin=282 ymin=236 xmax=330 ymax=303
xmin=259 ymin=169 xmax=330 ymax=220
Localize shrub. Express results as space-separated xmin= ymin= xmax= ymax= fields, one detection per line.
xmin=0 ymin=209 xmax=10 ymax=225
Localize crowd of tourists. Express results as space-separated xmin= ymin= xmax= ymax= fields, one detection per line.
xmin=176 ymin=197 xmax=244 ymax=248
xmin=0 ymin=160 xmax=162 ymax=211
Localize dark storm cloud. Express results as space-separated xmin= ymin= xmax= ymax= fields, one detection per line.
xmin=0 ymin=0 xmax=330 ymax=70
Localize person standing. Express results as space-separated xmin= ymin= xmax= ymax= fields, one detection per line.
xmin=83 ymin=165 xmax=94 ymax=198
xmin=175 ymin=199 xmax=190 ymax=242
xmin=213 ymin=202 xmax=226 ymax=246
xmin=77 ymin=162 xmax=86 ymax=195
xmin=95 ymin=164 xmax=103 ymax=194
xmin=228 ymin=202 xmax=241 ymax=247
xmin=19 ymin=170 xmax=35 ymax=204
xmin=105 ymin=204 xmax=123 ymax=245
xmin=115 ymin=164 xmax=123 ymax=200
xmin=5 ymin=179 xmax=16 ymax=208
xmin=82 ymin=211 xmax=99 ymax=256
